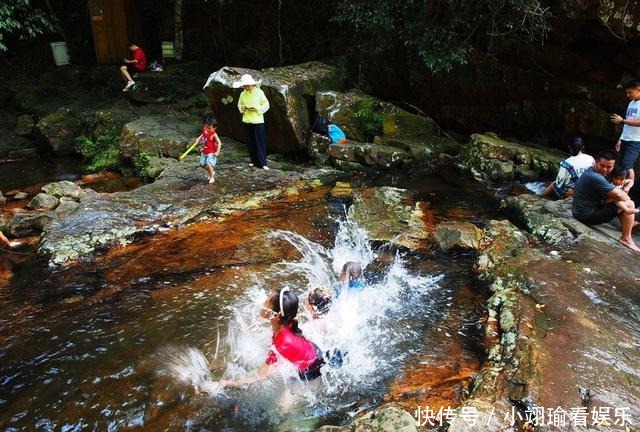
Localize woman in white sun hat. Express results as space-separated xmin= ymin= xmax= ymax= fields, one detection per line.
xmin=233 ymin=73 xmax=271 ymax=170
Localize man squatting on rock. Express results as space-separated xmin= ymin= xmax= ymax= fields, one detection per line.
xmin=572 ymin=150 xmax=640 ymax=252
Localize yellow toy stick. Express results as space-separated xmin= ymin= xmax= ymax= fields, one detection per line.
xmin=179 ymin=140 xmax=200 ymax=161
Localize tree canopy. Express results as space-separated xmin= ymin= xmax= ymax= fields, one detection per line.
xmin=332 ymin=0 xmax=552 ymax=72
xmin=0 ymin=0 xmax=53 ymax=52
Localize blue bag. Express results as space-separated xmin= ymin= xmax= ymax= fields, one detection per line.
xmin=328 ymin=124 xmax=346 ymax=143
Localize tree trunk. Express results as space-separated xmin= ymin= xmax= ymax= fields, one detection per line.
xmin=43 ymin=0 xmax=69 ymax=45
xmin=277 ymin=0 xmax=283 ymax=65
xmin=174 ymin=0 xmax=184 ymax=61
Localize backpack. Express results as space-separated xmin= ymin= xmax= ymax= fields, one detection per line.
xmin=311 ymin=115 xmax=329 ymax=136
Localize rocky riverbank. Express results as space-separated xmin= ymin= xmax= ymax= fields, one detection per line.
xmin=1 ymin=60 xmax=639 ymax=431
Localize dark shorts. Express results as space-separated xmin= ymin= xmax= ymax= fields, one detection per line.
xmin=618 ymin=140 xmax=640 ymax=171
xmin=298 ymin=344 xmax=325 ymax=381
xmin=575 ymin=203 xmax=618 ymax=225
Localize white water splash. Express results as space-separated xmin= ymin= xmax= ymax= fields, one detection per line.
xmin=159 ymin=346 xmax=224 ymax=396
xmin=162 ymin=214 xmax=443 ymax=410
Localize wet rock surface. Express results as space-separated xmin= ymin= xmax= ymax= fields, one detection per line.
xmin=455 ymin=196 xmax=640 ymax=431
xmin=347 ymin=186 xmax=430 ymax=250
xmin=38 ymin=151 xmax=347 ymax=267
xmin=457 ymin=132 xmax=565 ymax=182
xmin=316 ymin=405 xmax=418 ymax=432
xmin=119 ymin=116 xmax=201 ymax=159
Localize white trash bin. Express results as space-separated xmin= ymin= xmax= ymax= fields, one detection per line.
xmin=50 ymin=42 xmax=70 ymax=66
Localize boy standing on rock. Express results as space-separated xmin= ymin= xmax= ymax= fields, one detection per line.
xmin=610 ymin=79 xmax=640 ymax=193
xmin=191 ymin=114 xmax=222 ymax=184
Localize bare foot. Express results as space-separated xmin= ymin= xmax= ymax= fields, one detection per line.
xmin=619 ymin=238 xmax=640 ymax=252
xmin=208 ymin=177 xmax=215 ymax=184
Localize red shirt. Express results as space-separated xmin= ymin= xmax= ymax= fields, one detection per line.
xmin=200 ymin=127 xmax=218 ymax=154
xmin=265 ymin=326 xmax=318 ymax=371
xmin=132 ymin=48 xmax=147 ymax=72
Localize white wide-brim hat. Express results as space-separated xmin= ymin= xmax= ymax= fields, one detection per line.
xmin=232 ymin=73 xmax=261 ymax=88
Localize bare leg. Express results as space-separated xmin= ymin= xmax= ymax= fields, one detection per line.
xmin=615 ymin=200 xmax=638 ymax=214
xmin=120 ymin=65 xmax=132 ymax=83
xmin=542 ymin=182 xmax=555 ymax=198
xmin=619 ymin=204 xmax=640 ymax=252
xmin=202 ymin=164 xmax=215 ymax=183
xmin=0 ymin=232 xmax=18 ymax=249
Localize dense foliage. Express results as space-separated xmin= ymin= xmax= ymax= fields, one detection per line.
xmin=0 ymin=0 xmax=53 ymax=52
xmin=75 ymin=130 xmax=122 ymax=172
xmin=332 ymin=0 xmax=552 ymax=72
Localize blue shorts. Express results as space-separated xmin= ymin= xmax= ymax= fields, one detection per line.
xmin=618 ymin=140 xmax=640 ymax=171
xmin=199 ymin=153 xmax=217 ymax=167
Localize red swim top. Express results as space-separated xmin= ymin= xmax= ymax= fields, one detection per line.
xmin=265 ymin=326 xmax=318 ymax=371
xmin=132 ymin=47 xmax=147 ymax=72
xmin=200 ymin=127 xmax=218 ymax=154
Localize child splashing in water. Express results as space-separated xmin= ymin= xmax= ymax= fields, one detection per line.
xmin=220 ymin=287 xmax=325 ymax=387
xmin=338 ymin=261 xmax=365 ymax=293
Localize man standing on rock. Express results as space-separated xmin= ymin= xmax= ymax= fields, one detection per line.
xmin=234 ymin=74 xmax=270 ymax=170
xmin=610 ymin=79 xmax=640 ymax=193
xmin=572 ymin=150 xmax=640 ymax=252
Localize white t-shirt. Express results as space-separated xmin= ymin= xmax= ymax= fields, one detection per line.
xmin=621 ymin=99 xmax=640 ymax=141
xmin=553 ymin=153 xmax=595 ymax=197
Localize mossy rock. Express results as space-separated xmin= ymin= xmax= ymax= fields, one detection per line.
xmin=34 ymin=108 xmax=83 ymax=155
xmin=458 ymin=132 xmax=564 ymax=182
xmin=316 ymin=89 xmax=438 ymax=144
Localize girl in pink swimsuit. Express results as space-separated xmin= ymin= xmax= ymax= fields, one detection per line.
xmin=221 ymin=288 xmax=324 ymax=387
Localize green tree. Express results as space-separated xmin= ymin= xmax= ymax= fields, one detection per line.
xmin=0 ymin=0 xmax=54 ymax=52
xmin=332 ymin=0 xmax=552 ymax=72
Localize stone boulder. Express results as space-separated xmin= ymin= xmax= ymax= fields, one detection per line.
xmin=347 ymin=186 xmax=430 ymax=250
xmin=14 ymin=114 xmax=34 ymax=136
xmin=434 ymin=221 xmax=483 ymax=251
xmin=42 ymin=181 xmax=84 ymax=200
xmin=140 ymin=156 xmax=179 ymax=179
xmin=327 ymin=141 xmax=409 ymax=169
xmin=0 ymin=191 xmax=5 ymax=207
xmin=38 ymin=160 xmax=347 ymax=267
xmin=9 ymin=212 xmax=56 ymax=237
xmin=308 ymin=133 xmax=331 ymax=164
xmin=316 ymin=405 xmax=417 ymax=432
xmin=313 ymin=89 xmax=460 ymax=169
xmin=119 ymin=116 xmax=200 ymax=159
xmin=316 ymin=89 xmax=436 ymax=143
xmin=457 ymin=132 xmax=565 ymax=182
xmin=55 ymin=198 xmax=80 ymax=218
xmin=28 ymin=193 xmax=60 ymax=211
xmin=33 ymin=108 xmax=83 ymax=155
xmin=203 ymin=62 xmax=345 ymax=154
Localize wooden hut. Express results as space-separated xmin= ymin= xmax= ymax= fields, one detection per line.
xmin=88 ymin=0 xmax=142 ymax=64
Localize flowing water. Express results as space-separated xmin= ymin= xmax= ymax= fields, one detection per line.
xmin=0 ymin=170 xmax=499 ymax=431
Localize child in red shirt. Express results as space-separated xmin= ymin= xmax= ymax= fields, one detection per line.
xmin=220 ymin=288 xmax=325 ymax=388
xmin=190 ymin=114 xmax=222 ymax=184
xmin=120 ymin=41 xmax=147 ymax=92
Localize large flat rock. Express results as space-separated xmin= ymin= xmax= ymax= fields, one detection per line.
xmin=38 ymin=156 xmax=346 ymax=267
xmin=454 ymin=195 xmax=640 ymax=431
xmin=203 ymin=62 xmax=345 ymax=154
